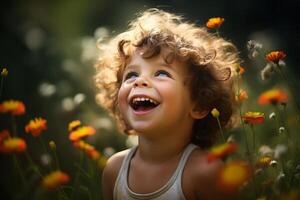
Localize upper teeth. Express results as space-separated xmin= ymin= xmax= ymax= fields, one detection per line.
xmin=132 ymin=97 xmax=158 ymax=105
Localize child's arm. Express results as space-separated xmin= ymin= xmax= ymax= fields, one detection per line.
xmin=102 ymin=150 xmax=129 ymax=200
xmin=186 ymin=151 xmax=235 ymax=200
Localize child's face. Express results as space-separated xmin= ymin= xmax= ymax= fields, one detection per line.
xmin=118 ymin=49 xmax=197 ymax=135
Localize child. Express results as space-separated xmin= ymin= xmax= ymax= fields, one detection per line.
xmin=95 ymin=8 xmax=240 ymax=200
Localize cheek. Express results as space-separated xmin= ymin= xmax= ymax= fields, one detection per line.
xmin=117 ymin=85 xmax=129 ymax=112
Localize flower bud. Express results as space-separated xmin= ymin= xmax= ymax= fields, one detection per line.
xmin=211 ymin=108 xmax=220 ymax=118
xmin=49 ymin=140 xmax=56 ymax=150
xmin=1 ymin=68 xmax=8 ymax=77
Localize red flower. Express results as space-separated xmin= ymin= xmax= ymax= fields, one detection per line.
xmin=0 ymin=100 xmax=25 ymax=116
xmin=207 ymin=142 xmax=238 ymax=162
xmin=206 ymin=17 xmax=225 ymax=29
xmin=258 ymin=89 xmax=288 ymax=105
xmin=266 ymin=51 xmax=286 ymax=63
xmin=0 ymin=137 xmax=27 ymax=154
xmin=242 ymin=112 xmax=265 ymax=125
xmin=25 ymin=117 xmax=47 ymax=137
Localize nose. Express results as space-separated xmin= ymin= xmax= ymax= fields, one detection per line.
xmin=133 ymin=76 xmax=150 ymax=88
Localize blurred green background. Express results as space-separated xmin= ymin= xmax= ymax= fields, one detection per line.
xmin=0 ymin=0 xmax=300 ymax=199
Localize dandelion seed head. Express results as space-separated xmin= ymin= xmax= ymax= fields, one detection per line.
xmin=269 ymin=112 xmax=276 ymax=119
xmin=276 ymin=172 xmax=285 ymax=182
xmin=270 ymin=160 xmax=278 ymax=168
xmin=274 ymin=144 xmax=287 ymax=159
xmin=278 ymin=127 xmax=285 ymax=134
xmin=261 ymin=63 xmax=275 ymax=80
xmin=40 ymin=153 xmax=52 ymax=166
xmin=259 ymin=145 xmax=273 ymax=156
xmin=247 ymin=40 xmax=262 ymax=59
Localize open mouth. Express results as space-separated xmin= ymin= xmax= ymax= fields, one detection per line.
xmin=130 ymin=97 xmax=160 ymax=112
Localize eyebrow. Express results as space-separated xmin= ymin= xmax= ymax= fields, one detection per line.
xmin=126 ymin=62 xmax=173 ymax=70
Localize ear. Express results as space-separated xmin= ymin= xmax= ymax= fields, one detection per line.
xmin=190 ymin=108 xmax=209 ymax=119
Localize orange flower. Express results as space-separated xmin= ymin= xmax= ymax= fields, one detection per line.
xmin=74 ymin=140 xmax=101 ymax=160
xmin=69 ymin=126 xmax=96 ymax=141
xmin=266 ymin=51 xmax=286 ymax=63
xmin=238 ymin=66 xmax=245 ymax=75
xmin=256 ymin=156 xmax=272 ymax=168
xmin=217 ymin=160 xmax=252 ymax=193
xmin=206 ymin=17 xmax=225 ymax=29
xmin=0 ymin=100 xmax=25 ymax=116
xmin=0 ymin=137 xmax=27 ymax=153
xmin=258 ymin=89 xmax=288 ymax=105
xmin=236 ymin=89 xmax=248 ymax=102
xmin=25 ymin=117 xmax=47 ymax=137
xmin=242 ymin=112 xmax=265 ymax=125
xmin=68 ymin=120 xmax=82 ymax=132
xmin=207 ymin=142 xmax=238 ymax=162
xmin=41 ymin=170 xmax=70 ymax=190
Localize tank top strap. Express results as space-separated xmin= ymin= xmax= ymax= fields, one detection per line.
xmin=176 ymin=143 xmax=198 ymax=175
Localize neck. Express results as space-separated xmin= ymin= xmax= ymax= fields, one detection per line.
xmin=136 ymin=129 xmax=192 ymax=164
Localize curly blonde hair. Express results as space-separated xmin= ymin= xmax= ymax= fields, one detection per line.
xmin=95 ymin=9 xmax=240 ymax=148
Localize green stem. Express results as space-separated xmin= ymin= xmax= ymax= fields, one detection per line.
xmin=11 ymin=115 xmax=18 ymax=137
xmin=277 ymin=67 xmax=300 ymax=121
xmin=250 ymin=125 xmax=256 ymax=160
xmin=25 ymin=151 xmax=43 ymax=178
xmin=235 ymin=73 xmax=251 ymax=161
xmin=38 ymin=136 xmax=48 ymax=155
xmin=51 ymin=147 xmax=61 ymax=170
xmin=13 ymin=154 xmax=26 ymax=186
xmin=71 ymin=152 xmax=84 ymax=200
xmin=216 ymin=117 xmax=225 ymax=143
xmin=0 ymin=76 xmax=4 ymax=100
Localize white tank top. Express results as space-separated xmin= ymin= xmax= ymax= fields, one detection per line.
xmin=113 ymin=143 xmax=198 ymax=200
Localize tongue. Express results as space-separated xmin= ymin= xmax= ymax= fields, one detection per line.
xmin=136 ymin=105 xmax=155 ymax=111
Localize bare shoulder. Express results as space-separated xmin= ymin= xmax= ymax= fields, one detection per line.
xmin=183 ymin=148 xmax=233 ymax=200
xmin=102 ymin=149 xmax=130 ymax=200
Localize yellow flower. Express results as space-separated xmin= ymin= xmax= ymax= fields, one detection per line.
xmin=0 ymin=100 xmax=25 ymax=116
xmin=68 ymin=120 xmax=82 ymax=132
xmin=242 ymin=112 xmax=265 ymax=125
xmin=206 ymin=17 xmax=225 ymax=29
xmin=41 ymin=170 xmax=70 ymax=190
xmin=1 ymin=68 xmax=8 ymax=76
xmin=266 ymin=51 xmax=286 ymax=63
xmin=0 ymin=137 xmax=27 ymax=153
xmin=207 ymin=142 xmax=238 ymax=162
xmin=211 ymin=108 xmax=220 ymax=118
xmin=218 ymin=160 xmax=252 ymax=193
xmin=256 ymin=156 xmax=272 ymax=168
xmin=69 ymin=126 xmax=96 ymax=141
xmin=25 ymin=117 xmax=47 ymax=137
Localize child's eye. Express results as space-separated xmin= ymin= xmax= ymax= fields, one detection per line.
xmin=155 ymin=70 xmax=172 ymax=78
xmin=124 ymin=71 xmax=138 ymax=81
